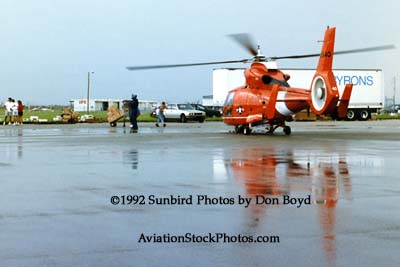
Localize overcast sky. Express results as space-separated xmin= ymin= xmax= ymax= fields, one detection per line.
xmin=0 ymin=0 xmax=399 ymax=105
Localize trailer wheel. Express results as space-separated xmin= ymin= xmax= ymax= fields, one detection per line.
xmin=357 ymin=110 xmax=370 ymax=121
xmin=345 ymin=109 xmax=356 ymax=121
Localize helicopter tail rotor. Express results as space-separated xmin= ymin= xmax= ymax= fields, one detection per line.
xmin=309 ymin=27 xmax=341 ymax=116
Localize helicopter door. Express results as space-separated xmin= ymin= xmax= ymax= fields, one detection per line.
xmin=246 ymin=93 xmax=260 ymax=115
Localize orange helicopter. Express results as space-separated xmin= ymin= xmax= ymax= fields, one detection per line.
xmin=127 ymin=27 xmax=393 ymax=135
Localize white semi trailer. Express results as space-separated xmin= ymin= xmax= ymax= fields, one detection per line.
xmin=212 ymin=68 xmax=384 ymax=120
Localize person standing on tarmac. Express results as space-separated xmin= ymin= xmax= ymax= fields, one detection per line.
xmin=128 ymin=94 xmax=140 ymax=131
xmin=156 ymin=101 xmax=167 ymax=127
xmin=11 ymin=99 xmax=18 ymax=125
xmin=17 ymin=100 xmax=24 ymax=125
xmin=3 ymin=97 xmax=13 ymax=125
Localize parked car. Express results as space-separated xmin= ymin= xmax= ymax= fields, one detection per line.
xmin=191 ymin=104 xmax=221 ymax=117
xmin=163 ymin=104 xmax=206 ymax=123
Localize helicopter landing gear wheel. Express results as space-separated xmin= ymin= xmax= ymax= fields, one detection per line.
xmin=234 ymin=126 xmax=244 ymax=134
xmin=265 ymin=124 xmax=275 ymax=134
xmin=283 ymin=126 xmax=291 ymax=135
xmin=243 ymin=126 xmax=252 ymax=135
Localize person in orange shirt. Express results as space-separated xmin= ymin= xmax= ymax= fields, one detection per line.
xmin=17 ymin=100 xmax=24 ymax=125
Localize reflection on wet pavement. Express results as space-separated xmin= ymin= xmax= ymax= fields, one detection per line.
xmin=124 ymin=150 xmax=139 ymax=170
xmin=224 ymin=147 xmax=356 ymax=266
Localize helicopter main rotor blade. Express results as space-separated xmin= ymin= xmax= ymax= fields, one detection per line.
xmin=126 ymin=59 xmax=251 ymax=70
xmin=228 ymin=33 xmax=258 ymax=56
xmin=270 ymin=44 xmax=395 ymax=60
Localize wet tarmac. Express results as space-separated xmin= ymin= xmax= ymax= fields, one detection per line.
xmin=1 ymin=121 xmax=400 ymax=267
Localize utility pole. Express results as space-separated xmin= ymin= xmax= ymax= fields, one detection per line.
xmin=394 ymin=76 xmax=396 ymax=105
xmin=87 ymin=71 xmax=94 ymax=113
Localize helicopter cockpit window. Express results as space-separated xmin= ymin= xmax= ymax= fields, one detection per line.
xmin=262 ymin=75 xmax=290 ymax=87
xmin=225 ymin=92 xmax=235 ymax=106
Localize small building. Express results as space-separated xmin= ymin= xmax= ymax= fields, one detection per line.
xmin=70 ymin=99 xmax=157 ymax=112
xmin=70 ymin=99 xmax=121 ymax=112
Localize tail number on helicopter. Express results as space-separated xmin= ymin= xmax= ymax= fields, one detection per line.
xmin=320 ymin=51 xmax=332 ymax=58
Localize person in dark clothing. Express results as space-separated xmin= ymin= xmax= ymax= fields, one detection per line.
xmin=128 ymin=94 xmax=140 ymax=131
